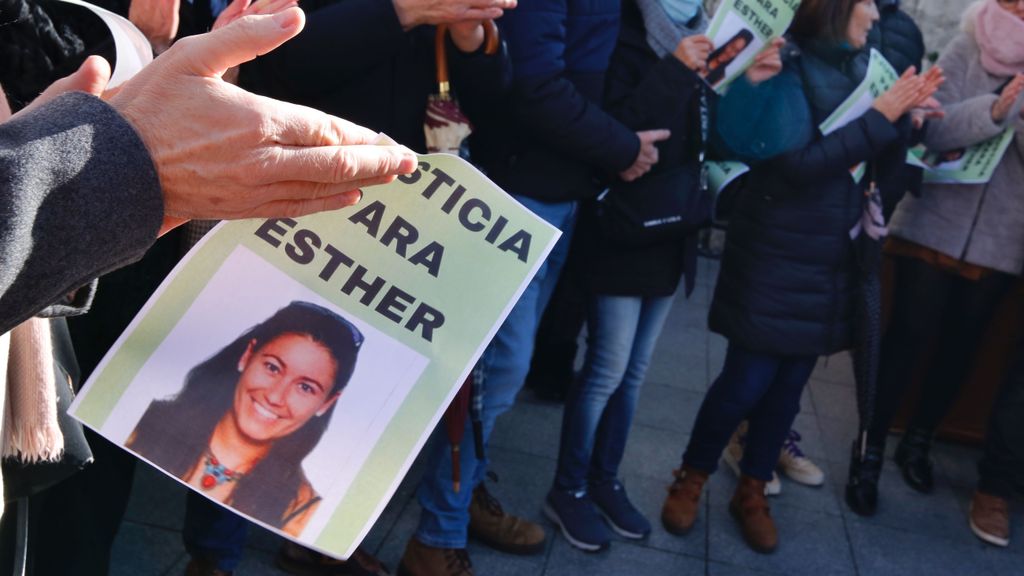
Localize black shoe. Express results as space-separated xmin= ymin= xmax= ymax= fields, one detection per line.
xmin=894 ymin=429 xmax=934 ymax=494
xmin=845 ymin=440 xmax=883 ymax=517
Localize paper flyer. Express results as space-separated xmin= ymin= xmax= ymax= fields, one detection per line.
xmin=704 ymin=0 xmax=801 ymax=93
xmin=818 ymin=48 xmax=900 ymax=182
xmin=69 ymin=154 xmax=560 ymax=559
xmin=906 ymin=127 xmax=1015 ymax=185
xmin=706 ymin=160 xmax=750 ymax=196
xmin=59 ymin=0 xmax=153 ymax=87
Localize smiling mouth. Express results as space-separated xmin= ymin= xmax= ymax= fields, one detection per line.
xmin=251 ymin=399 xmax=282 ymax=421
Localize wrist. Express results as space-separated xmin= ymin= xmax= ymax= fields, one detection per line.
xmin=391 ymin=0 xmax=418 ymax=30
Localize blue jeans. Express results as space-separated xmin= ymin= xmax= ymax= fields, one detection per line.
xmin=183 ymin=492 xmax=248 ymax=571
xmin=683 ymin=342 xmax=816 ymax=481
xmin=555 ymin=295 xmax=675 ymax=490
xmin=415 ymin=197 xmax=576 ymax=548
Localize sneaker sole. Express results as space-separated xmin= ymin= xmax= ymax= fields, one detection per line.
xmin=542 ymin=501 xmax=610 ymax=553
xmin=780 ymin=468 xmax=825 ymax=487
xmin=969 ymin=503 xmax=1010 ymax=547
xmin=594 ymin=507 xmax=650 ymax=540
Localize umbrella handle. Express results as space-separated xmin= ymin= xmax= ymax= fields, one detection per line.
xmin=435 ymin=21 xmax=501 ymax=98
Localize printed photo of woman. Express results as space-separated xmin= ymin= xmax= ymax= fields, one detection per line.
xmin=705 ymin=28 xmax=755 ymax=87
xmin=126 ymin=301 xmax=364 ymax=537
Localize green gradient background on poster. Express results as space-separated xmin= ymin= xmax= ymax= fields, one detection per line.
xmin=72 ymin=154 xmax=559 ymax=556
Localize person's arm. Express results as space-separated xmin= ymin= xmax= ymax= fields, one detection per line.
xmin=499 ymin=1 xmax=640 ymax=173
xmin=922 ymin=36 xmax=1006 ymax=152
xmin=0 ymin=93 xmax=163 ymax=335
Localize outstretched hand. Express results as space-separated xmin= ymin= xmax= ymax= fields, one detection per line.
xmin=992 ymin=74 xmax=1024 ymax=123
xmin=106 ymin=9 xmax=417 ymax=235
xmin=129 ymin=0 xmax=181 ymax=54
xmin=873 ymin=66 xmax=944 ymax=123
xmin=392 ymin=0 xmax=516 ymax=30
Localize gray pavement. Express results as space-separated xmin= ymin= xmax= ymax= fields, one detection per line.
xmin=112 ymin=258 xmax=1024 ymax=575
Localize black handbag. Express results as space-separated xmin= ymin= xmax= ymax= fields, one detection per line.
xmin=595 ymin=85 xmax=713 ymax=247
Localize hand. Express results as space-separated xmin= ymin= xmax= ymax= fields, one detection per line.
xmin=0 ymin=85 xmax=10 ymax=122
xmin=213 ymin=0 xmax=298 ymax=30
xmin=745 ymin=37 xmax=785 ymax=85
xmin=672 ymin=35 xmax=713 ymax=72
xmin=106 ymin=9 xmax=418 ymax=234
xmin=392 ymin=0 xmax=515 ymax=30
xmin=448 ymin=21 xmax=485 ymax=53
xmin=992 ymin=73 xmax=1024 ymax=122
xmin=910 ymin=96 xmax=944 ymax=130
xmin=129 ymin=0 xmax=181 ymax=54
xmin=6 ymin=56 xmax=112 ymax=121
xmin=873 ymin=66 xmax=943 ymax=123
xmin=619 ymin=129 xmax=670 ymax=182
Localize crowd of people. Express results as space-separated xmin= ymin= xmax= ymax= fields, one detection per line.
xmin=1 ymin=0 xmax=1023 ymax=575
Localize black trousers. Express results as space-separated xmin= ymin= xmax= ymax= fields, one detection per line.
xmin=868 ymin=255 xmax=1014 ymax=446
xmin=978 ymin=336 xmax=1024 ymax=498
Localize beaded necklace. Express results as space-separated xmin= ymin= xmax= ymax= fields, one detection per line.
xmin=200 ymin=448 xmax=245 ymax=489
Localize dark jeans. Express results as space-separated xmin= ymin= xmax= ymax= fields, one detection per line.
xmin=867 ymin=256 xmax=1014 ymax=446
xmin=978 ymin=337 xmax=1024 ymax=499
xmin=683 ymin=342 xmax=817 ymax=481
xmin=183 ymin=493 xmax=249 ymax=571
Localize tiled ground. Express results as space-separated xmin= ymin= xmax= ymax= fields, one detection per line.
xmin=112 ymin=258 xmax=1024 ymax=575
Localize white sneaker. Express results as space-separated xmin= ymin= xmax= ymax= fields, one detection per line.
xmin=722 ymin=426 xmax=782 ymax=496
xmin=778 ymin=429 xmax=825 ymax=486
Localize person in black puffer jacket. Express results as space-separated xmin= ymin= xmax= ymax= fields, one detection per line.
xmin=659 ymin=0 xmax=940 ymax=554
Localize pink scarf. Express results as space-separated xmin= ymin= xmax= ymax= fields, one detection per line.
xmin=975 ymin=0 xmax=1024 ymax=76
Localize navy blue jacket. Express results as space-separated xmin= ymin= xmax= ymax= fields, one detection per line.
xmin=475 ymin=0 xmax=641 ymax=203
xmin=709 ymin=42 xmax=905 ymax=356
xmin=580 ymin=0 xmax=703 ymax=297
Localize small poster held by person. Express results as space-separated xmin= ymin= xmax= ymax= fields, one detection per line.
xmin=703 ymin=0 xmax=800 ymax=93
xmin=905 ymin=126 xmax=1014 ymax=184
xmin=69 ymin=152 xmax=560 ymax=560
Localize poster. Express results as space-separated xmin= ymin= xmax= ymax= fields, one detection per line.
xmin=818 ymin=48 xmax=900 ymax=182
xmin=906 ymin=127 xmax=1015 ymax=184
xmin=69 ymin=154 xmax=560 ymax=559
xmin=704 ymin=0 xmax=800 ymax=93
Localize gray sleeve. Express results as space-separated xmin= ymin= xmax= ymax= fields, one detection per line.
xmin=923 ymin=35 xmax=1006 ymax=151
xmin=0 ymin=92 xmax=164 ymax=334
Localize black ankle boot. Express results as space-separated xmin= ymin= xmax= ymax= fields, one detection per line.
xmin=846 ymin=440 xmax=883 ymax=517
xmin=894 ymin=428 xmax=934 ymax=494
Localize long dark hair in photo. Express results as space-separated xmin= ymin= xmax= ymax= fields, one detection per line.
xmin=128 ymin=301 xmax=364 ymax=528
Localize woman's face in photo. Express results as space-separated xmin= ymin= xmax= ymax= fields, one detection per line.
xmin=231 ymin=333 xmax=340 ymax=443
xmin=710 ymin=36 xmax=750 ymax=69
xmin=846 ymin=0 xmax=880 ymax=49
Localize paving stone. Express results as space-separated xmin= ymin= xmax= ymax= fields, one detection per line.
xmin=544 ymin=538 xmax=703 ymax=576
xmin=847 ymin=519 xmax=1001 ymax=576
xmin=827 ymin=458 xmax=972 ymax=543
xmin=707 ymin=501 xmax=855 ymax=576
xmin=488 ymin=396 xmax=564 ymax=460
xmin=633 ymin=384 xmax=704 ymax=435
xmin=708 ymin=560 xmax=790 ymax=575
xmin=616 ymin=471 xmax=708 ymax=560
xmin=809 ymin=380 xmax=858 ymax=425
xmin=619 ymin=424 xmax=689 ymax=482
xmin=646 ymin=345 xmax=708 ymax=392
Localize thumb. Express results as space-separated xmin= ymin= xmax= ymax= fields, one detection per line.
xmin=641 ymin=129 xmax=671 ymax=143
xmin=23 ymin=55 xmax=112 ymax=115
xmin=175 ymin=8 xmax=305 ymax=77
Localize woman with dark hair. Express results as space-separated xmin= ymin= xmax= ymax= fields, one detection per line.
xmin=704 ymin=28 xmax=754 ymax=86
xmin=128 ymin=300 xmax=364 ymax=537
xmin=659 ymin=0 xmax=940 ymax=553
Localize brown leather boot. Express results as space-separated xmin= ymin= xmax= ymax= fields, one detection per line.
xmin=729 ymin=475 xmax=778 ymax=553
xmin=661 ymin=467 xmax=708 ymax=535
xmin=397 ymin=538 xmax=473 ymax=576
xmin=468 ymin=483 xmax=546 ymax=555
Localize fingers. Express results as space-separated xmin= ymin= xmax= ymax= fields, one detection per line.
xmin=639 ymin=129 xmax=671 ymax=144
xmin=212 ymin=0 xmax=252 ymax=30
xmin=243 ymin=189 xmax=364 ymax=219
xmin=256 ymin=144 xmax=417 ymax=188
xmin=174 ymin=8 xmax=305 ymax=77
xmin=0 ymin=83 xmax=10 ymax=122
xmin=22 ymin=55 xmax=112 ymax=115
